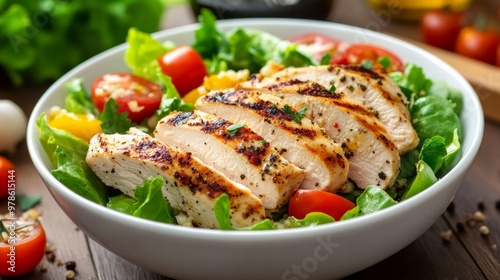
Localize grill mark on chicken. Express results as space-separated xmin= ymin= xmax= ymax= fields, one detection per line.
xmin=197 ymin=89 xmax=349 ymax=192
xmin=271 ymin=65 xmax=419 ymax=153
xmin=156 ymin=110 xmax=305 ymax=211
xmin=238 ymin=78 xmax=400 ymax=189
xmin=86 ymin=128 xmax=266 ymax=228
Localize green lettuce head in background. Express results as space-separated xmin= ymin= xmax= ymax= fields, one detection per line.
xmin=0 ymin=0 xmax=184 ymax=86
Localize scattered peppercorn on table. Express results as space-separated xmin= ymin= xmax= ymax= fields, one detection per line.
xmin=1 ymin=0 xmax=500 ymax=279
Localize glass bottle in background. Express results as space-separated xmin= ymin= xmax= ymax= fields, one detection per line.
xmin=367 ymin=0 xmax=472 ymax=20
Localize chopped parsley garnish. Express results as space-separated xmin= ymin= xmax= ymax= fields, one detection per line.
xmin=320 ymin=53 xmax=332 ymax=65
xmin=329 ymin=85 xmax=336 ymax=92
xmin=100 ymin=98 xmax=133 ymax=134
xmin=377 ymin=56 xmax=392 ymax=71
xmin=361 ymin=60 xmax=374 ymax=69
xmin=282 ymin=105 xmax=307 ymax=124
xmin=227 ymin=123 xmax=244 ymax=137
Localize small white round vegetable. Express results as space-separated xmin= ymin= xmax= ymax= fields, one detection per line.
xmin=0 ymin=100 xmax=27 ymax=154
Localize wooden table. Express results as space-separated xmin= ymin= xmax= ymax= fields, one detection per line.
xmin=1 ymin=1 xmax=499 ymax=279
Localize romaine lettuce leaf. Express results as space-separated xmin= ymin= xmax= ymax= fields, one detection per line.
xmin=64 ymin=78 xmax=99 ymax=116
xmin=37 ymin=114 xmax=109 ymax=205
xmin=341 ymin=186 xmax=397 ymax=220
xmin=411 ymin=94 xmax=462 ymax=145
xmin=155 ymin=74 xmax=194 ymax=120
xmin=401 ymin=160 xmax=438 ymax=200
xmin=419 ymin=135 xmax=447 ymax=173
xmin=192 ymin=9 xmax=317 ymax=75
xmin=51 ymin=145 xmax=109 ymax=205
xmin=107 ymin=177 xmax=175 ymax=224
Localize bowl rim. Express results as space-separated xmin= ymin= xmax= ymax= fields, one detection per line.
xmin=27 ymin=18 xmax=484 ymax=241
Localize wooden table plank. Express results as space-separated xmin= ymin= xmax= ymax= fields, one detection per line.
xmin=442 ymin=121 xmax=500 ymax=280
xmin=88 ymin=239 xmax=170 ymax=280
xmin=345 ymin=217 xmax=487 ymax=280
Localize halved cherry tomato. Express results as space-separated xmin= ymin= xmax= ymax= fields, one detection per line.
xmin=340 ymin=44 xmax=405 ymax=72
xmin=421 ymin=10 xmax=464 ymax=51
xmin=91 ymin=73 xmax=163 ymax=123
xmin=0 ymin=156 xmax=15 ymax=200
xmin=455 ymin=26 xmax=500 ymax=65
xmin=288 ymin=33 xmax=349 ymax=64
xmin=158 ymin=45 xmax=208 ymax=97
xmin=288 ymin=189 xmax=355 ymax=221
xmin=0 ymin=216 xmax=46 ymax=276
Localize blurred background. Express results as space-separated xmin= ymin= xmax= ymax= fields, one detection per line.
xmin=1 ymin=0 xmax=499 ymax=88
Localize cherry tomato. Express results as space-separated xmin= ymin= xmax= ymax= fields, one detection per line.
xmin=341 ymin=44 xmax=405 ymax=72
xmin=158 ymin=45 xmax=208 ymax=97
xmin=455 ymin=26 xmax=500 ymax=65
xmin=421 ymin=10 xmax=464 ymax=51
xmin=496 ymin=44 xmax=500 ymax=67
xmin=288 ymin=189 xmax=355 ymax=221
xmin=288 ymin=33 xmax=349 ymax=64
xmin=91 ymin=73 xmax=163 ymax=123
xmin=0 ymin=218 xmax=46 ymax=276
xmin=0 ymin=156 xmax=15 ymax=200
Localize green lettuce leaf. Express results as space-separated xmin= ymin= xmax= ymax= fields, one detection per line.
xmin=341 ymin=186 xmax=397 ymax=220
xmin=37 ymin=114 xmax=108 ymax=205
xmin=0 ymin=0 xmax=164 ymax=86
xmin=51 ymin=145 xmax=109 ymax=205
xmin=37 ymin=114 xmax=89 ymax=166
xmin=411 ymin=95 xmax=461 ymax=145
xmin=155 ymin=74 xmax=194 ymax=120
xmin=107 ymin=194 xmax=136 ymax=215
xmin=132 ymin=176 xmax=174 ymax=223
xmin=192 ymin=10 xmax=317 ymax=75
xmin=64 ymin=78 xmax=99 ymax=116
xmin=107 ymin=177 xmax=175 ymax=224
xmin=419 ymin=135 xmax=447 ymax=173
xmin=402 ymin=160 xmax=438 ymax=200
xmin=125 ymin=27 xmax=173 ymax=82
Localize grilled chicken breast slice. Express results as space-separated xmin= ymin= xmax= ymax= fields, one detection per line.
xmin=196 ymin=89 xmax=349 ymax=192
xmin=86 ymin=128 xmax=266 ymax=229
xmin=272 ymin=65 xmax=419 ymax=153
xmin=155 ymin=110 xmax=305 ymax=211
xmin=239 ymin=78 xmax=400 ymax=189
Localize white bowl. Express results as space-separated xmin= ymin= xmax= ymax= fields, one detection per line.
xmin=27 ymin=19 xmax=483 ymax=280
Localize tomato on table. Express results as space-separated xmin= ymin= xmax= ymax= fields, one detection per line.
xmin=340 ymin=44 xmax=405 ymax=72
xmin=91 ymin=73 xmax=163 ymax=123
xmin=158 ymin=45 xmax=208 ymax=97
xmin=455 ymin=26 xmax=500 ymax=65
xmin=0 ymin=156 xmax=15 ymax=200
xmin=288 ymin=33 xmax=349 ymax=64
xmin=421 ymin=10 xmax=464 ymax=51
xmin=0 ymin=213 xmax=46 ymax=276
xmin=288 ymin=189 xmax=355 ymax=221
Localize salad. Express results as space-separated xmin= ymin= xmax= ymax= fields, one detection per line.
xmin=37 ymin=10 xmax=462 ymax=230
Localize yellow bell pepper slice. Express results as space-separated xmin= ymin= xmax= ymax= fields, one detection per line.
xmin=49 ymin=112 xmax=102 ymax=142
xmin=183 ymin=70 xmax=249 ymax=104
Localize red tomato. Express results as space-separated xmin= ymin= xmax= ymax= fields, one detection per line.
xmin=288 ymin=189 xmax=355 ymax=221
xmin=421 ymin=10 xmax=464 ymax=51
xmin=91 ymin=73 xmax=163 ymax=123
xmin=0 ymin=220 xmax=46 ymax=276
xmin=455 ymin=26 xmax=500 ymax=65
xmin=158 ymin=45 xmax=208 ymax=97
xmin=341 ymin=44 xmax=405 ymax=72
xmin=0 ymin=156 xmax=15 ymax=199
xmin=288 ymin=33 xmax=349 ymax=64
xmin=496 ymin=44 xmax=500 ymax=67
